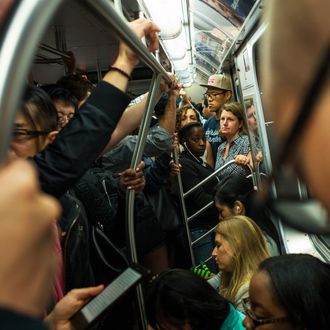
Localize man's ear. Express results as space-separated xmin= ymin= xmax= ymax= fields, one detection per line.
xmin=225 ymin=90 xmax=232 ymax=102
xmin=47 ymin=131 xmax=59 ymax=144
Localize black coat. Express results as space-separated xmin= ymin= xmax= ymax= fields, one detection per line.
xmin=175 ymin=150 xmax=219 ymax=230
xmin=0 ymin=308 xmax=48 ymax=330
xmin=33 ymin=81 xmax=130 ymax=198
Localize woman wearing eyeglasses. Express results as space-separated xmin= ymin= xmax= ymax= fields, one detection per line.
xmin=214 ymin=102 xmax=253 ymax=180
xmin=146 ymin=269 xmax=245 ymax=330
xmin=210 ymin=216 xmax=270 ymax=313
xmin=243 ymin=254 xmax=330 ymax=330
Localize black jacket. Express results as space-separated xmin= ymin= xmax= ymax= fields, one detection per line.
xmin=0 ymin=308 xmax=48 ymax=330
xmin=33 ymin=81 xmax=130 ymax=198
xmin=175 ymin=150 xmax=219 ymax=230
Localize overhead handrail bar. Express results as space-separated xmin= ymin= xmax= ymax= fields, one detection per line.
xmin=85 ymin=0 xmax=171 ymax=84
xmin=0 ymin=0 xmax=64 ymax=162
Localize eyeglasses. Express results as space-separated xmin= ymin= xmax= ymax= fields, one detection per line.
xmin=12 ymin=128 xmax=51 ymax=141
xmin=255 ymin=46 xmax=330 ymax=234
xmin=204 ymin=91 xmax=226 ymax=99
xmin=242 ymin=299 xmax=290 ymax=328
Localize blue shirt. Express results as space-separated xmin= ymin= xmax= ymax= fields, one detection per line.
xmin=215 ymin=134 xmax=250 ymax=178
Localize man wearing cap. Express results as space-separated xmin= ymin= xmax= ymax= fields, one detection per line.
xmin=201 ymin=74 xmax=232 ymax=162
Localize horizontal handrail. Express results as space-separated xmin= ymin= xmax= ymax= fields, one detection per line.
xmin=85 ymin=0 xmax=171 ymax=83
xmin=183 ymin=159 xmax=235 ymax=198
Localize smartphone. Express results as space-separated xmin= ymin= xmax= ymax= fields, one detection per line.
xmin=70 ymin=264 xmax=149 ymax=329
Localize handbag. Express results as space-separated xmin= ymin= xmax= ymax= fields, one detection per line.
xmin=146 ymin=186 xmax=182 ymax=232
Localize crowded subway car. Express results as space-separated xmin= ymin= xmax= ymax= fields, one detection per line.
xmin=0 ymin=0 xmax=329 ymax=329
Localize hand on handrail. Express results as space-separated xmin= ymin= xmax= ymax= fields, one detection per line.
xmin=117 ymin=18 xmax=161 ymax=71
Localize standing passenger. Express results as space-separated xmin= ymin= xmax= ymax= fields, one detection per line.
xmin=201 ymin=74 xmax=232 ymax=161
xmin=214 ymin=102 xmax=252 ymax=179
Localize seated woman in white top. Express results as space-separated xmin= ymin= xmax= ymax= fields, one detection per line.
xmin=210 ymin=215 xmax=270 ymax=313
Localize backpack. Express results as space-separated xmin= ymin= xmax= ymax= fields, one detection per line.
xmin=71 ymin=167 xmax=129 ymax=284
xmin=72 ymin=167 xmax=120 ymax=233
xmin=59 ymin=192 xmax=95 ymax=292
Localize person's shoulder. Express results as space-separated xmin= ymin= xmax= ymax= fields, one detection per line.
xmin=220 ymin=304 xmax=245 ymax=330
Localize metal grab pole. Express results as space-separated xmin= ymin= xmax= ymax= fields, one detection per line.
xmin=125 ymin=73 xmax=162 ymax=330
xmin=173 ymin=148 xmax=196 ymax=266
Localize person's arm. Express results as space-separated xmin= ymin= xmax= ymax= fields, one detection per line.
xmin=205 ymin=141 xmax=214 ymax=168
xmin=158 ymin=77 xmax=181 ymax=135
xmin=0 ymin=160 xmax=60 ymax=319
xmin=144 ymin=153 xmax=173 ymax=193
xmin=103 ymin=75 xmax=176 ymax=154
xmin=34 ymin=18 xmax=161 ymax=197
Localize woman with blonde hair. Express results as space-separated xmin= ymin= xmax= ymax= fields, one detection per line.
xmin=210 ymin=215 xmax=270 ymax=312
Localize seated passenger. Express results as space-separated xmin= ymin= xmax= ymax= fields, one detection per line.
xmin=243 ymin=254 xmax=330 ymax=330
xmin=214 ymin=174 xmax=280 ymax=256
xmin=173 ymin=122 xmax=219 ymax=268
xmin=214 ymin=102 xmax=252 ymax=178
xmin=210 ymin=216 xmax=270 ymax=312
xmin=146 ymin=269 xmax=245 ymax=330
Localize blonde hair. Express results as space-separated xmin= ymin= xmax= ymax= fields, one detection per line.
xmin=219 ymin=102 xmax=248 ymax=136
xmin=215 ymin=215 xmax=270 ymax=304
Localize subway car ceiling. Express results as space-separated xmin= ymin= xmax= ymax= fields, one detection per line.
xmin=32 ymin=0 xmax=260 ymax=97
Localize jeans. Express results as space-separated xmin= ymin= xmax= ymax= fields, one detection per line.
xmin=190 ymin=229 xmax=217 ymax=272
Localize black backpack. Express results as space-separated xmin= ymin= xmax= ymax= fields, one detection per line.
xmin=59 ymin=192 xmax=96 ymax=292
xmin=71 ymin=167 xmax=129 ymax=284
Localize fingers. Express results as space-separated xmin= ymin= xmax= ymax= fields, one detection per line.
xmin=234 ymin=154 xmax=250 ymax=166
xmin=128 ymin=18 xmax=160 ymax=52
xmin=69 ymin=285 xmax=104 ymax=302
xmin=120 ymin=166 xmax=145 ymax=192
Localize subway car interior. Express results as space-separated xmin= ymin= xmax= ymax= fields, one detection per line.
xmin=0 ymin=0 xmax=329 ymax=329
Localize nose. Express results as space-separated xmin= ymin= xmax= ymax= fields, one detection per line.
xmin=243 ymin=315 xmax=255 ymax=330
xmin=211 ymin=246 xmax=217 ymax=258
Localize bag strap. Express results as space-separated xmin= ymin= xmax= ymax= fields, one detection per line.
xmin=92 ymin=226 xmax=129 ymax=273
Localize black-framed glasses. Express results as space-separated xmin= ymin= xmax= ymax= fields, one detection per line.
xmin=255 ymin=46 xmax=330 ymax=234
xmin=242 ymin=299 xmax=290 ymax=328
xmin=204 ymin=91 xmax=226 ymax=99
xmin=12 ymin=128 xmax=51 ymax=141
